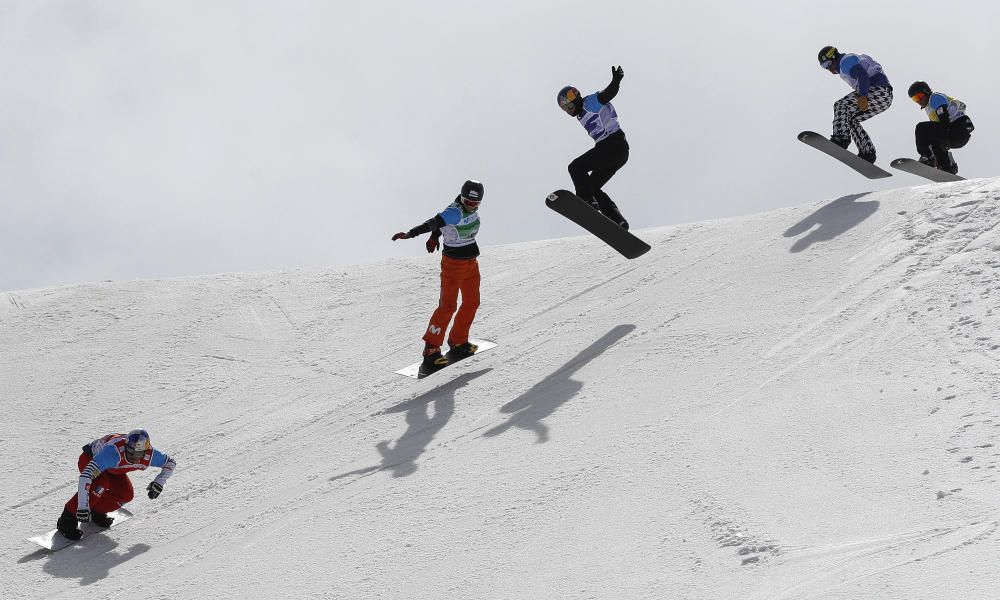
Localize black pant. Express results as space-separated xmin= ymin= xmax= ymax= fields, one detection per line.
xmin=915 ymin=116 xmax=974 ymax=164
xmin=568 ymin=130 xmax=629 ymax=219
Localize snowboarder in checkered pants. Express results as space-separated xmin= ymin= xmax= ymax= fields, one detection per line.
xmin=818 ymin=46 xmax=894 ymax=164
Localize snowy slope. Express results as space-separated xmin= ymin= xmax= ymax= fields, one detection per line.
xmin=2 ymin=179 xmax=1000 ymax=599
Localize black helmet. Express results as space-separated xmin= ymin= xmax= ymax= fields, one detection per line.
xmin=460 ymin=180 xmax=484 ymax=206
xmin=818 ymin=46 xmax=839 ymax=69
xmin=907 ymin=80 xmax=931 ymax=99
xmin=557 ymin=85 xmax=582 ymax=114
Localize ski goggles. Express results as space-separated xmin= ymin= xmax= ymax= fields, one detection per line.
xmin=910 ymin=92 xmax=927 ymax=104
xmin=559 ymin=101 xmax=578 ymax=114
xmin=558 ymin=90 xmax=579 ymax=113
xmin=460 ymin=197 xmax=481 ymax=209
xmin=819 ymin=58 xmax=834 ymax=69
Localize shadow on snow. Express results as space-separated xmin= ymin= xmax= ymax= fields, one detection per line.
xmin=330 ymin=368 xmax=493 ymax=481
xmin=784 ymin=192 xmax=879 ymax=253
xmin=483 ymin=324 xmax=636 ymax=443
xmin=19 ymin=535 xmax=151 ymax=586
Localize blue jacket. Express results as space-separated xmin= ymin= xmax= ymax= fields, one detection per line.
xmin=839 ymin=53 xmax=891 ymax=96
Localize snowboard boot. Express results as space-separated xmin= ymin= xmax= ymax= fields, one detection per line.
xmin=91 ymin=511 xmax=115 ymax=528
xmin=857 ymin=151 xmax=877 ymax=164
xmin=918 ymin=154 xmax=936 ymax=167
xmin=600 ymin=202 xmax=629 ymax=230
xmin=57 ymin=508 xmax=83 ymax=540
xmin=446 ymin=341 xmax=478 ymax=363
xmin=418 ymin=345 xmax=449 ymax=378
xmin=830 ymin=136 xmax=850 ymax=149
xmin=938 ymin=151 xmax=958 ymax=174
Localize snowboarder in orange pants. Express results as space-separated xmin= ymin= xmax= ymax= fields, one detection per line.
xmin=392 ymin=180 xmax=484 ymax=376
xmin=425 ymin=255 xmax=480 ymax=349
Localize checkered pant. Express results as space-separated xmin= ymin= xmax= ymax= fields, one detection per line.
xmin=831 ymin=86 xmax=893 ymax=155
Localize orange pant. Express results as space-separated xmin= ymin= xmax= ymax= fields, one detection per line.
xmin=423 ymin=256 xmax=480 ymax=348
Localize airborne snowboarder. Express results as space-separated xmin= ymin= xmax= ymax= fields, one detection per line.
xmin=906 ymin=80 xmax=975 ymax=175
xmin=57 ymin=429 xmax=176 ymax=541
xmin=817 ymin=46 xmax=894 ymax=164
xmin=392 ymin=180 xmax=484 ymax=377
xmin=557 ymin=66 xmax=630 ymax=230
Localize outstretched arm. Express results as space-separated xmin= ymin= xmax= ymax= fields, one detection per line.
xmin=596 ymin=66 xmax=625 ymax=105
xmin=392 ymin=214 xmax=447 ymax=241
xmin=146 ymin=450 xmax=176 ymax=499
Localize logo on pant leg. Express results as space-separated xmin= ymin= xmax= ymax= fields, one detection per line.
xmin=428 ymin=325 xmax=442 ymax=335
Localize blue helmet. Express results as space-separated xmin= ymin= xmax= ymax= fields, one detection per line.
xmin=125 ymin=429 xmax=151 ymax=463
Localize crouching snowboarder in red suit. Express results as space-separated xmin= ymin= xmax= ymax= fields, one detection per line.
xmin=57 ymin=429 xmax=176 ymax=540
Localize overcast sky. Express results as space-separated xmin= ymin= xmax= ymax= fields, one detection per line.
xmin=2 ymin=0 xmax=998 ymax=292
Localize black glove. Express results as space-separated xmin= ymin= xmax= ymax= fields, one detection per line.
xmin=612 ymin=65 xmax=624 ymax=82
xmin=426 ymin=235 xmax=440 ymax=253
xmin=76 ymin=508 xmax=91 ymax=523
xmin=147 ymin=481 xmax=163 ymax=499
xmin=391 ymin=232 xmax=409 ymax=241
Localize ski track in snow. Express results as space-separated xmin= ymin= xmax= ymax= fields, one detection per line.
xmin=3 ymin=181 xmax=1000 ymax=599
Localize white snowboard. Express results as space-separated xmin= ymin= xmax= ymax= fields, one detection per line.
xmin=27 ymin=507 xmax=134 ymax=551
xmin=395 ymin=339 xmax=497 ymax=379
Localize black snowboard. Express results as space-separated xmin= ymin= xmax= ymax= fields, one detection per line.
xmin=890 ymin=158 xmax=965 ymax=182
xmin=798 ymin=131 xmax=892 ymax=179
xmin=545 ymin=190 xmax=651 ymax=259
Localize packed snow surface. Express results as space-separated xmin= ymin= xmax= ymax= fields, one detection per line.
xmin=3 ymin=179 xmax=1000 ymax=599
